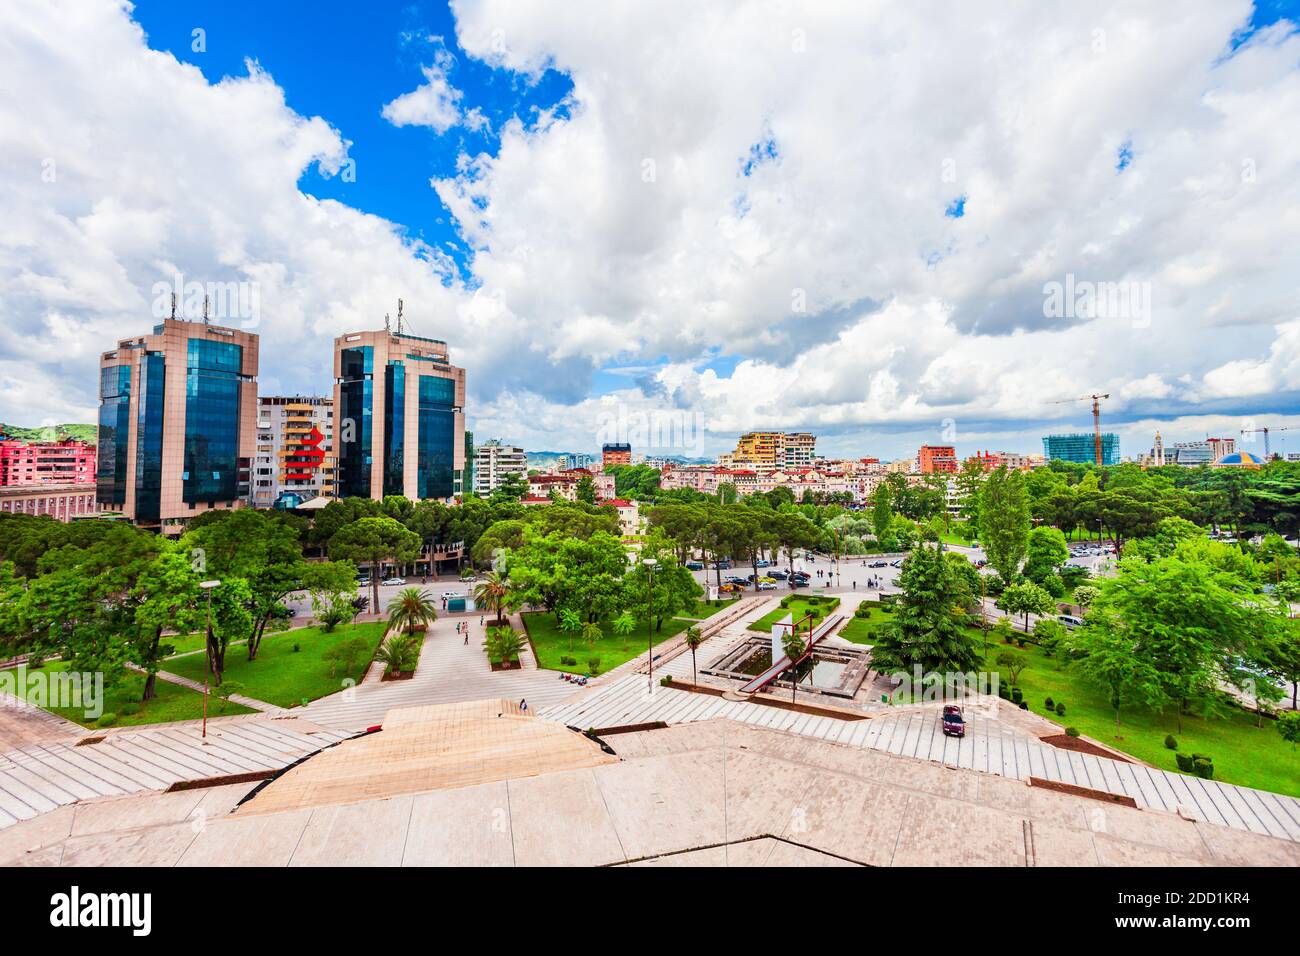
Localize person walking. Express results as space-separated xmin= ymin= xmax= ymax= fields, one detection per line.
xmin=464 ymin=632 xmax=469 ymax=645
xmin=519 ymin=698 xmax=528 ymax=712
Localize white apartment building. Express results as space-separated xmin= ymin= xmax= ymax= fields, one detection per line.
xmin=473 ymin=439 xmax=527 ymax=496
xmin=253 ymin=396 xmax=335 ymax=508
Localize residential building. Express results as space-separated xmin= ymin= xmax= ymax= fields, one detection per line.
xmin=0 ymin=483 xmax=101 ymax=521
xmin=253 ymin=396 xmax=335 ymax=509
xmin=1207 ymin=437 xmax=1236 ymax=460
xmin=0 ymin=437 xmax=96 ymax=487
xmin=607 ymin=498 xmax=640 ymax=536
xmin=473 ymin=439 xmax=527 ymax=496
xmin=332 ymin=329 xmax=466 ymax=502
xmin=1042 ymin=432 xmax=1120 ymax=466
xmin=964 ymin=450 xmax=1040 ymax=472
xmin=917 ymin=444 xmax=958 ymax=474
xmin=96 ymin=318 xmax=258 ymax=532
xmin=528 ymin=473 xmax=578 ymax=501
xmin=729 ymin=431 xmax=818 ymax=473
xmin=602 ymin=442 xmax=632 ymax=467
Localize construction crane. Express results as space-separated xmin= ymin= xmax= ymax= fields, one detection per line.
xmin=1049 ymin=393 xmax=1110 ymax=466
xmin=1240 ymin=425 xmax=1294 ymax=460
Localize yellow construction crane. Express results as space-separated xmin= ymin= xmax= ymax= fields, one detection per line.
xmin=1239 ymin=425 xmax=1293 ymax=460
xmin=1049 ymin=393 xmax=1111 ymax=466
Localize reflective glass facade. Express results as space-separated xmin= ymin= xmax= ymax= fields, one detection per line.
xmin=96 ymin=365 xmax=131 ymax=505
xmin=383 ymin=362 xmax=405 ymax=496
xmin=133 ymin=352 xmax=166 ymax=522
xmin=338 ymin=346 xmax=373 ymax=498
xmin=182 ymin=338 xmax=244 ymax=503
xmin=417 ymin=374 xmax=456 ymax=500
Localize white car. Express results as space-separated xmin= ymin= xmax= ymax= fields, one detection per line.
xmin=757 ymin=581 xmax=778 ymax=591
xmin=440 ymin=591 xmax=464 ymax=600
xmin=381 ymin=577 xmax=406 ymax=586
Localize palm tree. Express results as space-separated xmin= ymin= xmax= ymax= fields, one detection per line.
xmin=374 ymin=633 xmax=420 ymax=676
xmin=473 ymin=571 xmax=512 ymax=626
xmin=386 ymin=587 xmax=437 ymax=635
xmin=611 ymin=611 xmax=636 ymax=651
xmin=486 ymin=625 xmax=523 ymax=666
xmin=559 ymin=608 xmax=583 ymax=652
xmin=683 ymin=626 xmax=704 ymax=685
xmin=782 ymin=632 xmax=807 ymax=704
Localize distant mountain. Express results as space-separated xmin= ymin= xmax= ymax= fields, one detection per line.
xmin=0 ymin=422 xmax=97 ymax=443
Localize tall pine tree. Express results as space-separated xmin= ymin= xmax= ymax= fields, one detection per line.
xmin=869 ymin=542 xmax=981 ymax=676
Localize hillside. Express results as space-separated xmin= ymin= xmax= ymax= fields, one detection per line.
xmin=0 ymin=423 xmax=97 ymax=443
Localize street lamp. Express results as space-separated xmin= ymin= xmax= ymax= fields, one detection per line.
xmin=199 ymin=579 xmax=221 ymax=740
xmin=643 ymin=558 xmax=658 ymax=693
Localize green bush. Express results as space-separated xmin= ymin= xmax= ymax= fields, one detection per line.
xmin=1011 ymin=687 xmax=1023 ymax=704
xmin=560 ymin=655 xmax=577 ymax=667
xmin=293 ymin=643 xmax=301 ymax=653
xmin=587 ymin=656 xmax=601 ymax=675
xmin=660 ymin=675 xmax=673 ymax=686
xmin=1175 ymin=753 xmax=1195 ymax=773
xmin=1164 ymin=734 xmax=1178 ymax=750
xmin=1044 ymin=696 xmax=1054 ymax=710
xmin=95 ymin=713 xmax=118 ymax=728
xmin=1065 ymin=727 xmax=1080 ymax=737
xmin=1191 ymin=754 xmax=1214 ymax=779
xmin=1055 ymin=702 xmax=1065 ymax=716
xmin=997 ymin=683 xmax=1010 ymax=700
xmin=119 ymin=702 xmax=140 ymax=717
xmin=1018 ymin=701 xmax=1028 ymax=710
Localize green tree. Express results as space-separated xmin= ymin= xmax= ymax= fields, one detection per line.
xmin=868 ymin=543 xmax=981 ymax=677
xmin=683 ymin=626 xmax=704 ymax=685
xmin=472 ymin=570 xmax=515 ymax=626
xmin=576 ymin=474 xmax=597 ymax=504
xmin=386 ymin=587 xmax=437 ymax=635
xmin=611 ymin=610 xmax=637 ymax=651
xmin=978 ymin=465 xmax=1031 ymax=582
xmin=997 ymin=580 xmax=1056 ymax=633
xmin=1067 ymin=612 xmax=1167 ymax=736
xmin=1023 ymin=525 xmax=1069 ymax=585
xmin=374 ymin=633 xmax=420 ymax=675
xmin=782 ymin=631 xmax=807 ymax=703
xmin=995 ymin=650 xmax=1026 ymax=686
xmin=328 ymin=516 xmax=422 ymax=612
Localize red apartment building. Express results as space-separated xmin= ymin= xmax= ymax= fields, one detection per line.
xmin=917 ymin=444 xmax=958 ymax=474
xmin=0 ymin=438 xmax=97 ymax=487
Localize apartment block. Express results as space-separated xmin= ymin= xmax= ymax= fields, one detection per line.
xmin=253 ymin=396 xmax=335 ymax=508
xmin=602 ymin=442 xmax=632 ymax=467
xmin=96 ymin=318 xmax=258 ymax=531
xmin=0 ymin=437 xmax=96 ymax=487
xmin=917 ymin=444 xmax=958 ymax=474
xmin=332 ymin=330 xmax=466 ymax=502
xmin=473 ymin=439 xmax=527 ymax=496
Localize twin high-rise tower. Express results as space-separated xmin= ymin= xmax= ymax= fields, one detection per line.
xmin=96 ymin=317 xmax=466 ymax=530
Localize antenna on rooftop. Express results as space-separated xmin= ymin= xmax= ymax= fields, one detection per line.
xmin=202 ymin=294 xmax=210 ymax=325
xmin=383 ymin=312 xmax=391 ymax=333
xmin=396 ymin=298 xmax=405 ymax=335
xmin=170 ymin=293 xmax=177 ymax=320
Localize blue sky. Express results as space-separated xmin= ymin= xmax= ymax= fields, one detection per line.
xmin=134 ymin=0 xmax=572 ymax=284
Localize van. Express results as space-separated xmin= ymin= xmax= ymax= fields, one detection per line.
xmin=1057 ymin=614 xmax=1085 ymax=630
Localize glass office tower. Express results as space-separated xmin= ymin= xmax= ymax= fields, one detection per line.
xmin=332 ymin=329 xmax=465 ymax=502
xmin=96 ymin=319 xmax=258 ymax=531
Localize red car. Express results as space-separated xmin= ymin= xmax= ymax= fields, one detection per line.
xmin=941 ymin=704 xmax=966 ymax=738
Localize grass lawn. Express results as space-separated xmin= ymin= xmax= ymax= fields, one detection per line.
xmin=748 ymin=596 xmax=841 ymax=633
xmin=162 ymin=632 xmax=248 ymax=658
xmin=980 ymin=639 xmax=1300 ymax=797
xmin=0 ymin=660 xmax=255 ymax=728
xmin=522 ymin=611 xmax=692 ymax=674
xmin=838 ymin=603 xmax=896 ymax=644
xmin=164 ymin=621 xmax=388 ymax=709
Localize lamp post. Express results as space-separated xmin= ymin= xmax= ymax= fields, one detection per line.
xmin=199 ymin=579 xmax=221 ymax=740
xmin=643 ymin=557 xmax=658 ymax=693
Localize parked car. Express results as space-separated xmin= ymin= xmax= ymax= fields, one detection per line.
xmin=941 ymin=704 xmax=966 ymax=738
xmin=381 ymin=577 xmax=406 ymax=586
xmin=788 ymin=578 xmax=806 ymax=589
xmin=755 ymin=559 xmax=771 ymax=568
xmin=685 ymin=560 xmax=704 ymax=570
xmin=1057 ymin=614 xmax=1086 ymax=630
xmin=868 ymin=560 xmax=888 ymax=568
xmin=719 ymin=582 xmax=744 ymax=593
xmin=768 ymin=570 xmax=789 ymax=579
xmin=714 ymin=560 xmax=733 ymax=570
xmin=440 ymin=590 xmax=463 ymax=600
xmin=758 ymin=581 xmax=778 ymax=591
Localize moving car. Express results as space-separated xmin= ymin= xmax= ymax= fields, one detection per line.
xmin=381 ymin=577 xmax=406 ymax=586
xmin=941 ymin=704 xmax=966 ymax=738
xmin=1057 ymin=614 xmax=1086 ymax=630
xmin=440 ymin=590 xmax=464 ymax=600
xmin=868 ymin=560 xmax=888 ymax=568
xmin=889 ymin=559 xmax=904 ymax=568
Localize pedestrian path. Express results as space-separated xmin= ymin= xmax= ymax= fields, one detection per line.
xmin=130 ymin=664 xmax=281 ymax=713
xmin=0 ymin=717 xmax=353 ymax=831
xmin=540 ymin=674 xmax=1300 ymax=844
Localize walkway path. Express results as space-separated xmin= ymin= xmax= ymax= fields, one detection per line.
xmin=127 ymin=664 xmax=282 ymax=714
xmin=541 ymin=675 xmax=1300 ymax=844
xmin=0 ymin=715 xmax=353 ymax=831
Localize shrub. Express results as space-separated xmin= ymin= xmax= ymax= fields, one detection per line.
xmin=1018 ymin=701 xmax=1028 ymax=710
xmin=660 ymin=675 xmax=673 ymax=686
xmin=1044 ymin=696 xmax=1054 ymax=710
xmin=1016 ymin=637 xmax=1027 ymax=648
xmin=95 ymin=713 xmax=118 ymax=728
xmin=293 ymin=643 xmax=301 ymax=653
xmin=854 ymin=605 xmax=871 ymax=619
xmin=1192 ymin=755 xmax=1214 ymax=780
xmin=1055 ymin=702 xmax=1065 ymax=717
xmin=997 ymin=683 xmax=1010 ymax=700
xmin=1175 ymin=753 xmax=1195 ymax=773
xmin=1164 ymin=734 xmax=1178 ymax=750
xmin=1010 ymin=687 xmax=1023 ymax=704
xmin=587 ymin=656 xmax=601 ymax=675
xmin=1065 ymin=727 xmax=1081 ymax=737
xmin=560 ymin=655 xmax=577 ymax=667
xmin=119 ymin=702 xmax=140 ymax=717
